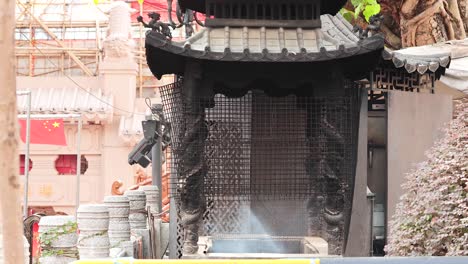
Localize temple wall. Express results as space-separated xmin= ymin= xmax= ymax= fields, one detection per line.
xmin=15 ymin=59 xmax=141 ymax=215
xmin=18 ymin=125 xmax=104 ymax=215
xmin=387 ymin=91 xmax=453 ymax=232
xmin=14 ymin=1 xmax=150 ymax=217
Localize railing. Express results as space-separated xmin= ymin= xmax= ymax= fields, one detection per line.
xmin=204 ymin=0 xmax=321 ymax=28
xmin=206 ymin=0 xmax=320 ymax=20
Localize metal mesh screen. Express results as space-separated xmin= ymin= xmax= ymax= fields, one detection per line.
xmin=160 ymin=84 xmax=360 ymax=201
xmin=160 ymin=80 xmax=361 ymax=256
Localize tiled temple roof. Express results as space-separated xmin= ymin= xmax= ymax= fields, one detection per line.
xmin=437 ymin=38 xmax=468 ymax=94
xmin=146 ymin=14 xmax=383 ymax=63
xmin=382 ymin=48 xmax=451 ymax=75
xmin=17 ymin=87 xmax=113 ymax=122
xmin=119 ymin=113 xmax=146 ymax=144
xmin=118 ymin=98 xmax=158 ymax=144
xmin=145 ymin=14 xmax=384 ymax=79
xmin=378 ymin=39 xmax=468 ymax=87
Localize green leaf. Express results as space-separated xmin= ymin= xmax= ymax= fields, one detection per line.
xmin=351 ymin=0 xmax=362 ymax=8
xmin=425 ymin=215 xmax=433 ymax=222
xmin=340 ymin=8 xmax=355 ymax=22
xmin=365 ymin=0 xmax=378 ymax=5
xmin=354 ymin=3 xmax=364 ymax=18
xmin=363 ymin=4 xmax=381 ymax=22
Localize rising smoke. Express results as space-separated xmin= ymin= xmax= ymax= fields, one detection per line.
xmin=209 ymin=209 xmax=298 ymax=254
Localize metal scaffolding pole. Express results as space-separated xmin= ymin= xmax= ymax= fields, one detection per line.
xmin=152 ymin=104 xmax=164 ymax=214
xmin=168 ymin=152 xmax=177 ymax=259
xmin=16 ymin=91 xmax=31 ymax=219
xmin=151 ymin=137 xmax=163 ymax=213
xmin=76 ymin=118 xmax=83 ymax=216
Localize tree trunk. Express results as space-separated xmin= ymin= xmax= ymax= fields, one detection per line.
xmin=446 ymin=0 xmax=467 ymax=38
xmin=380 ymin=0 xmax=403 ymax=49
xmin=0 ymin=0 xmax=25 ymax=263
xmin=346 ymin=0 xmax=467 ymax=48
xmin=459 ymin=0 xmax=468 ymax=35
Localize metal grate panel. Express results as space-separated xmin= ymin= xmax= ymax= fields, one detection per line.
xmin=160 ymin=80 xmax=361 ymax=256
xmin=160 ymin=88 xmax=360 ymax=201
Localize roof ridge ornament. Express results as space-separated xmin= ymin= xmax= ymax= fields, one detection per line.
xmin=137 ymin=12 xmax=174 ymax=39
xmin=353 ymin=14 xmax=384 ymax=40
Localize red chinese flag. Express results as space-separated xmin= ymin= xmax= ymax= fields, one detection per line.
xmin=19 ymin=119 xmax=67 ymax=146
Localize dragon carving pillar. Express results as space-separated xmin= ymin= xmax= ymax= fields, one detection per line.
xmin=321 ymin=103 xmax=347 ymax=255
xmin=177 ymin=60 xmax=208 ymax=255
xmin=306 ymin=73 xmax=348 ymax=255
xmin=306 ymin=101 xmax=346 ymax=255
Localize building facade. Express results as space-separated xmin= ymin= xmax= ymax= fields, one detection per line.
xmin=15 ymin=0 xmax=178 ymax=215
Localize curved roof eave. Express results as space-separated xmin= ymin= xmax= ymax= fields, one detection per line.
xmin=382 ymin=49 xmax=451 ymax=75
xmin=145 ymin=14 xmax=385 ymax=79
xmin=146 ymin=35 xmax=384 ymax=79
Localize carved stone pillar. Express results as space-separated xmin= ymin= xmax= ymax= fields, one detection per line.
xmin=99 ymin=1 xmax=137 ymax=199
xmin=100 ymin=0 xmax=137 ymax=117
xmin=103 ymin=1 xmax=135 ymax=61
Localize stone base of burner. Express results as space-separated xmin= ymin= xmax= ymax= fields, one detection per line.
xmin=182 ymin=236 xmax=329 ymax=258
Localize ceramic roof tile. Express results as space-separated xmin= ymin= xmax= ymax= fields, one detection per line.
xmin=146 ymin=14 xmax=384 ymax=63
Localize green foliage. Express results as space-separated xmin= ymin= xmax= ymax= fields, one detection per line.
xmin=41 ymin=249 xmax=65 ymax=257
xmin=77 ymin=230 xmax=108 ymax=244
xmin=38 ymin=221 xmax=77 ymax=248
xmin=363 ymin=1 xmax=381 ymax=21
xmin=340 ymin=8 xmax=355 ymax=22
xmin=39 ymin=221 xmax=79 ymax=258
xmin=41 ymin=248 xmax=79 ymax=258
xmin=340 ymin=0 xmax=381 ymax=22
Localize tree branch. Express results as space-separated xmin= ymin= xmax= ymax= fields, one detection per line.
xmin=381 ymin=24 xmax=402 ymax=49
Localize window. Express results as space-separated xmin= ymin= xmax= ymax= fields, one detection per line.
xmin=55 ymin=155 xmax=88 ymax=175
xmin=19 ymin=155 xmax=33 ymax=175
